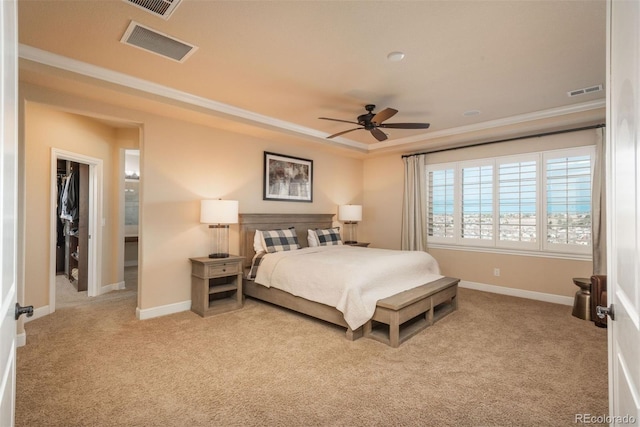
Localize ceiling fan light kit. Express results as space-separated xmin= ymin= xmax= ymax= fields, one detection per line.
xmin=387 ymin=51 xmax=405 ymax=62
xmin=319 ymin=104 xmax=430 ymax=142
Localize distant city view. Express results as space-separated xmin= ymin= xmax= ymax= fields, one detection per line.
xmin=429 ymin=211 xmax=591 ymax=245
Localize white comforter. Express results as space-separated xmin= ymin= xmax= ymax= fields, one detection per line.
xmin=254 ymin=245 xmax=442 ymax=330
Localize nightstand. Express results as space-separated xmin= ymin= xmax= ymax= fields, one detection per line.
xmin=189 ymin=255 xmax=245 ymax=317
xmin=347 ymin=242 xmax=370 ymax=247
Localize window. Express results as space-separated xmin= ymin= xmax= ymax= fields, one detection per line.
xmin=426 ymin=146 xmax=594 ymax=256
xmin=497 ymin=156 xmax=537 ymax=249
xmin=427 ymin=166 xmax=455 ymax=241
xmin=461 ymin=163 xmax=493 ymax=242
xmin=544 ymin=150 xmax=593 ymax=253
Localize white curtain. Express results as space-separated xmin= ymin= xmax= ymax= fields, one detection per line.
xmin=401 ymin=154 xmax=427 ymax=251
xmin=592 ymin=127 xmax=607 ymax=275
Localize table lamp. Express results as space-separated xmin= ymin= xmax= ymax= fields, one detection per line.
xmin=200 ymin=199 xmax=238 ymax=258
xmin=338 ymin=204 xmax=362 ymax=244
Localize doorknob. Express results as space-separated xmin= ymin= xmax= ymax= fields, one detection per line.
xmin=596 ymin=304 xmax=615 ymax=321
xmin=15 ymin=303 xmax=34 ymax=321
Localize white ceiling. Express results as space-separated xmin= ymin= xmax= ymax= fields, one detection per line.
xmin=17 ymin=0 xmax=606 ymax=155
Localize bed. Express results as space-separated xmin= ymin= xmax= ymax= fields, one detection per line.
xmin=239 ymin=213 xmax=459 ymax=346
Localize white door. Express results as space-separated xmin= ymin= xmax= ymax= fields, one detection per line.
xmin=0 ymin=0 xmax=19 ymax=425
xmin=607 ymin=0 xmax=640 ymax=424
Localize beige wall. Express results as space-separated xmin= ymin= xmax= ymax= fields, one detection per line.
xmin=23 ymin=102 xmax=121 ymax=307
xmin=363 ymin=129 xmax=598 ymax=298
xmin=430 ymin=248 xmax=591 ymax=297
xmin=137 ymin=117 xmax=362 ymax=309
xmin=20 ymin=83 xmax=363 ymax=313
xmin=361 ymin=154 xmax=404 ymax=248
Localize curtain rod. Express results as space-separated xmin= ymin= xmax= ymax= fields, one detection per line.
xmin=401 ymin=123 xmax=606 ymax=158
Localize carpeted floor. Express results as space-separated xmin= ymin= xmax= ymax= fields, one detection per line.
xmin=55 ymin=266 xmax=138 ymax=309
xmin=16 ymin=284 xmax=607 ymax=427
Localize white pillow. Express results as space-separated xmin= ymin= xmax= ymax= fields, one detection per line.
xmin=307 ymin=229 xmax=319 ymax=247
xmin=253 ymin=230 xmax=266 ymax=253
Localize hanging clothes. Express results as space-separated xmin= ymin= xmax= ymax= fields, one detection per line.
xmin=59 ymin=171 xmax=79 ymax=223
xmin=56 ymin=174 xmax=66 ymax=247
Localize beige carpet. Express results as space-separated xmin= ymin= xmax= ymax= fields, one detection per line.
xmin=55 ymin=266 xmax=138 ymax=309
xmin=17 ymin=285 xmax=607 ymax=427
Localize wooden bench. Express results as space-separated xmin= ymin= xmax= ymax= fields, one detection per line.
xmin=364 ymin=277 xmax=459 ymax=348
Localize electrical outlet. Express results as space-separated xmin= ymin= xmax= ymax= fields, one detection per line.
xmin=494 ymin=268 xmax=500 ymax=276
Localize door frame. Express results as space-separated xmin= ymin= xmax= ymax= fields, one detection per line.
xmin=49 ymin=148 xmax=103 ymax=310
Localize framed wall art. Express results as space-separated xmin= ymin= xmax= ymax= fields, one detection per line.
xmin=263 ymin=152 xmax=313 ymax=202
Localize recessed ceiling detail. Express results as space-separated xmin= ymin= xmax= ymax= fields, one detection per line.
xmin=567 ymin=84 xmax=603 ymax=97
xmin=19 ymin=1 xmax=607 ymax=153
xmin=120 ymin=21 xmax=197 ymax=63
xmin=122 ymin=0 xmax=182 ymax=19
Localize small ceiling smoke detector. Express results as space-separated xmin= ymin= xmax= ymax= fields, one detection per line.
xmin=567 ymin=84 xmax=603 ymax=97
xmin=123 ymin=0 xmax=183 ymax=20
xmin=387 ymin=51 xmax=405 ymax=62
xmin=120 ymin=21 xmax=198 ymax=63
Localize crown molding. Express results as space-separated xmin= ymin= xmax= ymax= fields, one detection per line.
xmin=370 ymin=99 xmax=606 ymax=151
xmin=19 ymin=44 xmax=369 ymax=152
xmin=19 ymin=44 xmax=604 ymax=155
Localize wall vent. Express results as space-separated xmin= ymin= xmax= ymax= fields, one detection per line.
xmin=123 ymin=0 xmax=182 ymax=19
xmin=567 ymin=84 xmax=603 ymax=97
xmin=120 ymin=21 xmax=197 ymax=63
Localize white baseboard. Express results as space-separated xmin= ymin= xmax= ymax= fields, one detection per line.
xmin=99 ymin=281 xmax=126 ymax=295
xmin=24 ymin=281 xmax=126 ymax=323
xmin=136 ymin=300 xmax=191 ymax=320
xmin=23 ymin=304 xmax=51 ymax=323
xmin=17 ymin=332 xmax=26 ymax=347
xmin=459 ymin=280 xmax=574 ymax=306
xmin=24 ymin=286 xmax=188 ymax=324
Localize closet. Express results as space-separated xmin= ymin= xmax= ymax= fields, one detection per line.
xmin=56 ymin=159 xmax=89 ymax=292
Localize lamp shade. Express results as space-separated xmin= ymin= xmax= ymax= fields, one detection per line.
xmin=200 ymin=200 xmax=239 ymax=224
xmin=338 ymin=205 xmax=362 ymax=222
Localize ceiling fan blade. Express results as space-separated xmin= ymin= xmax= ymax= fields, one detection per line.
xmin=370 ymin=128 xmax=388 ymax=142
xmin=372 ymin=108 xmax=398 ymax=124
xmin=326 ymin=127 xmax=363 ymax=139
xmin=378 ymin=122 xmax=431 ymax=129
xmin=318 ymin=117 xmax=360 ymax=125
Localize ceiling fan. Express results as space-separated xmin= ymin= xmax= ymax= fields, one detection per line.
xmin=319 ymin=104 xmax=430 ymax=142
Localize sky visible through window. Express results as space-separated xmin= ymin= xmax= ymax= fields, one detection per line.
xmin=429 ymin=156 xmax=591 ymax=214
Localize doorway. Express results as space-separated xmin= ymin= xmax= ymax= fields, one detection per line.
xmin=49 ymin=149 xmax=102 ymax=312
xmin=122 ymin=149 xmax=140 ymax=298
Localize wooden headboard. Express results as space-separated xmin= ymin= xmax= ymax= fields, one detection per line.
xmin=238 ymin=213 xmax=334 ymax=268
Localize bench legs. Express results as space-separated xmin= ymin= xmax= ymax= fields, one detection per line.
xmin=389 ymin=311 xmax=401 ymax=348
xmin=365 ymin=286 xmax=458 ymax=348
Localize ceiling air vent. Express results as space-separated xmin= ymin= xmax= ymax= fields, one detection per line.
xmin=120 ymin=21 xmax=197 ymax=63
xmin=123 ymin=0 xmax=182 ymax=19
xmin=567 ymin=84 xmax=603 ymax=97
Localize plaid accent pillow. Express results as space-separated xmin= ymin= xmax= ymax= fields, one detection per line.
xmin=315 ymin=228 xmax=343 ymax=246
xmin=247 ymin=252 xmax=266 ymax=280
xmin=261 ymin=227 xmax=300 ymax=253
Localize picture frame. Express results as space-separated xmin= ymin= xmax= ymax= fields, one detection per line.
xmin=263 ymin=152 xmax=313 ymax=202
